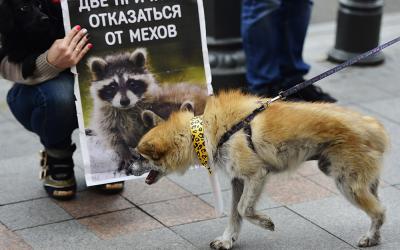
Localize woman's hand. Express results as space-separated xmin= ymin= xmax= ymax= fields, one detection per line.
xmin=47 ymin=25 xmax=93 ymax=69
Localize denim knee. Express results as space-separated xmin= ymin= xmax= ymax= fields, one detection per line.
xmin=7 ymin=72 xmax=78 ymax=149
xmin=39 ymin=87 xmax=75 ymax=116
xmin=37 ymin=72 xmax=76 ymax=113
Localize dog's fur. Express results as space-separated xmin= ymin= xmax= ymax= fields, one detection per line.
xmin=0 ymin=0 xmax=64 ymax=78
xmin=137 ymin=91 xmax=389 ymax=249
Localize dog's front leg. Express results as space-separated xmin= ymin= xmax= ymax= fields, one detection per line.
xmin=237 ymin=170 xmax=275 ymax=231
xmin=210 ymin=178 xmax=244 ymax=250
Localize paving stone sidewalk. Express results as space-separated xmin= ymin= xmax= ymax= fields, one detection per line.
xmin=1 ymin=13 xmax=400 ymax=250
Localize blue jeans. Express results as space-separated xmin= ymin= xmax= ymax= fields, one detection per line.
xmin=7 ymin=72 xmax=78 ymax=149
xmin=242 ymin=0 xmax=312 ymax=91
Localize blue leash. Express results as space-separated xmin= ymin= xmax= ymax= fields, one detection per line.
xmin=269 ymin=35 xmax=400 ymax=103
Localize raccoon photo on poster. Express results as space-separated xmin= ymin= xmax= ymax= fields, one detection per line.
xmin=77 ymin=0 xmax=184 ymax=45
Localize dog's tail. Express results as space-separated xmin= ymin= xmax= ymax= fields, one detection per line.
xmin=362 ymin=116 xmax=390 ymax=154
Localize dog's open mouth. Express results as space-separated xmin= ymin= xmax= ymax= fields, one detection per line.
xmin=145 ymin=170 xmax=160 ymax=185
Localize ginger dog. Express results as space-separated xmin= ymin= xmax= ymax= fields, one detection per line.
xmin=136 ymin=91 xmax=389 ymax=249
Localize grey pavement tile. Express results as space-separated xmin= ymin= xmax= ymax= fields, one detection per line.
xmin=19 ymin=221 xmax=195 ymax=250
xmin=0 ymin=223 xmax=32 ymax=250
xmin=0 ymin=154 xmax=48 ymax=205
xmin=105 ymin=228 xmax=197 ymax=250
xmin=172 ymin=207 xmax=353 ymax=250
xmin=0 ymin=153 xmax=86 ymax=205
xmin=306 ymin=173 xmax=340 ymax=194
xmin=316 ymin=78 xmax=394 ymax=104
xmin=382 ymin=142 xmax=400 ymax=185
xmin=369 ymin=242 xmax=400 ymax=250
xmin=78 ymin=208 xmax=163 ymax=240
xmin=56 ymin=191 xmax=133 ymax=219
xmin=0 ymin=121 xmax=42 ymax=160
xmin=17 ymin=220 xmax=99 ymax=250
xmin=378 ymin=118 xmax=400 ymax=146
xmin=358 ymin=97 xmax=400 ymax=124
xmin=199 ymin=189 xmax=280 ymax=215
xmin=358 ymin=52 xmax=400 ymax=95
xmin=0 ymin=198 xmax=72 ymax=230
xmin=290 ymin=186 xmax=400 ymax=248
xmin=264 ymin=174 xmax=335 ymax=205
xmin=168 ymin=168 xmax=231 ymax=195
xmin=140 ymin=196 xmax=216 ymax=227
xmin=122 ymin=178 xmax=191 ymax=205
xmin=296 ymin=161 xmax=320 ymax=177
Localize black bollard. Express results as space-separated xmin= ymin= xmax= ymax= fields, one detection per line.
xmin=203 ymin=0 xmax=246 ymax=92
xmin=328 ymin=0 xmax=384 ymax=65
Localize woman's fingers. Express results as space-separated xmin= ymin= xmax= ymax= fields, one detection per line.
xmin=47 ymin=25 xmax=93 ymax=68
xmin=77 ymin=43 xmax=93 ymax=61
xmin=63 ymin=25 xmax=81 ymax=45
xmin=70 ymin=28 xmax=88 ymax=50
xmin=73 ymin=34 xmax=90 ymax=55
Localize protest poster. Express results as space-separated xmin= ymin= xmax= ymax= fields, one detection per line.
xmin=60 ymin=0 xmax=212 ymax=186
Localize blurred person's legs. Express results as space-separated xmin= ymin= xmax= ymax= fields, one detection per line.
xmin=7 ymin=72 xmax=78 ymax=199
xmin=279 ymin=0 xmax=312 ymax=87
xmin=242 ymin=0 xmax=283 ymax=96
xmin=242 ymin=0 xmax=336 ymax=102
xmin=281 ymin=0 xmax=336 ymax=102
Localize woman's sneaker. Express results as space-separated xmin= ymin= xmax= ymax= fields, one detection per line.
xmin=40 ymin=144 xmax=77 ymax=200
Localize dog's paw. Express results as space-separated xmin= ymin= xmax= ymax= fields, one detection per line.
xmin=210 ymin=237 xmax=233 ymax=250
xmin=260 ymin=218 xmax=275 ymax=231
xmin=357 ymin=234 xmax=380 ymax=247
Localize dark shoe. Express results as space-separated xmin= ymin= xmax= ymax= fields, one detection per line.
xmin=291 ymin=85 xmax=337 ymax=103
xmin=40 ymin=144 xmax=77 ymax=200
xmin=246 ymin=82 xmax=282 ymax=98
xmin=98 ymin=181 xmax=125 ymax=194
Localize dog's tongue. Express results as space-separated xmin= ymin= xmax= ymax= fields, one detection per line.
xmin=145 ymin=170 xmax=159 ymax=185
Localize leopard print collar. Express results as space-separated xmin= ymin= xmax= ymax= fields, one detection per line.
xmin=190 ymin=116 xmax=212 ymax=175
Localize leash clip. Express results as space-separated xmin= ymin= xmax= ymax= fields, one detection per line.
xmin=267 ymin=93 xmax=283 ymax=105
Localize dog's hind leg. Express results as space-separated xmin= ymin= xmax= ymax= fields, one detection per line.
xmin=237 ymin=169 xmax=275 ymax=231
xmin=210 ymin=178 xmax=244 ymax=250
xmin=335 ymin=176 xmax=385 ymax=247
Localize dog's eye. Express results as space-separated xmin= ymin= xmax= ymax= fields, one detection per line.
xmin=19 ymin=5 xmax=32 ymax=12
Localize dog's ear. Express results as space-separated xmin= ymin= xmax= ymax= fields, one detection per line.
xmin=87 ymin=57 xmax=107 ymax=80
xmin=138 ymin=140 xmax=165 ymax=161
xmin=141 ymin=110 xmax=164 ymax=128
xmin=0 ymin=0 xmax=15 ymax=34
xmin=129 ymin=48 xmax=147 ymax=68
xmin=180 ymin=101 xmax=194 ymax=113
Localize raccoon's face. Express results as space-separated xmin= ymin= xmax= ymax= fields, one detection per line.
xmin=92 ymin=73 xmax=152 ymax=109
xmin=88 ymin=48 xmax=159 ymax=109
